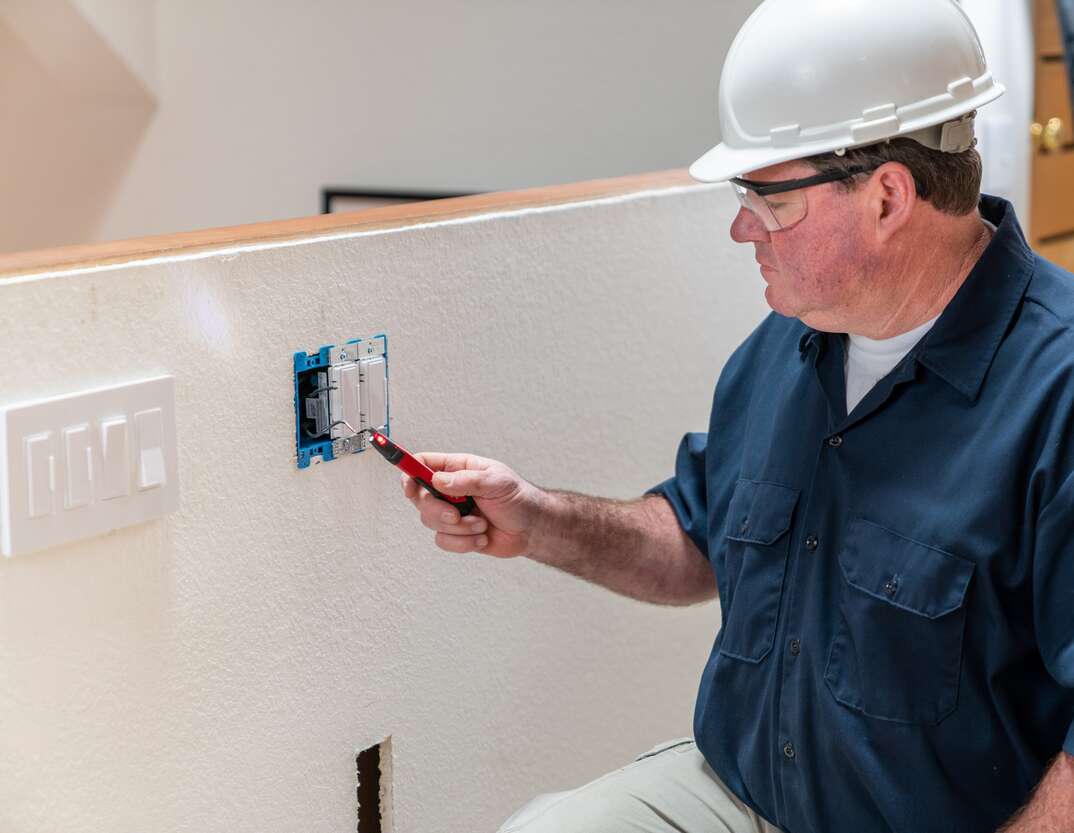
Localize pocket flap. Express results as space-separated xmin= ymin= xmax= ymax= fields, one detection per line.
xmin=725 ymin=479 xmax=800 ymax=546
xmin=838 ymin=519 xmax=975 ymax=619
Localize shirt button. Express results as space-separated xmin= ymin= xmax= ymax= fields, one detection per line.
xmin=789 ymin=639 xmax=801 ymax=656
xmin=828 ymin=434 xmax=843 ymax=448
xmin=883 ymin=576 xmax=899 ymax=596
xmin=739 ymin=518 xmax=750 ymax=534
xmin=805 ymin=534 xmax=819 ymax=551
xmin=783 ymin=742 xmax=796 ymax=759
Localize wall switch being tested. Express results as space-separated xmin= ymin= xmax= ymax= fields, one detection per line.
xmin=293 ymin=334 xmax=389 ymax=468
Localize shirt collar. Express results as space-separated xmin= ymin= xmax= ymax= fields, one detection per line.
xmin=798 ymin=328 xmax=824 ymax=362
xmin=797 ymin=194 xmax=1035 ymax=400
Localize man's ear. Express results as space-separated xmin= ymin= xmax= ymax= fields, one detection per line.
xmin=870 ymin=162 xmax=917 ymax=243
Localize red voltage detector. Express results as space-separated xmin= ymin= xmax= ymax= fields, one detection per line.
xmin=367 ymin=429 xmax=478 ymax=517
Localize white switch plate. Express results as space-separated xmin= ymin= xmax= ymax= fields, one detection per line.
xmin=0 ymin=376 xmax=179 ymax=557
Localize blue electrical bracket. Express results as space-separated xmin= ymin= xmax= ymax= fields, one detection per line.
xmin=293 ymin=333 xmax=389 ymax=469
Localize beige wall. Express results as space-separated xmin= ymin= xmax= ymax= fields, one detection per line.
xmin=0 ymin=177 xmax=769 ymax=832
xmin=960 ymin=0 xmax=1034 ymax=227
xmin=0 ymin=0 xmax=760 ymax=253
xmin=0 ymin=0 xmax=1036 ymax=255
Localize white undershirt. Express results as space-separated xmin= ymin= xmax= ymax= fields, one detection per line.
xmin=843 ymin=315 xmax=939 ymax=413
xmin=841 ymin=218 xmax=997 ymax=414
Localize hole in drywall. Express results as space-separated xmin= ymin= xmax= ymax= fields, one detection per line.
xmin=357 ymin=737 xmax=393 ymax=833
xmin=356 ymin=743 xmax=381 ymax=833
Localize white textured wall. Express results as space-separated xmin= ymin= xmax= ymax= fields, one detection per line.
xmin=0 ymin=0 xmax=759 ymax=253
xmin=960 ymin=0 xmax=1034 ymax=224
xmin=0 ymin=181 xmax=768 ymax=832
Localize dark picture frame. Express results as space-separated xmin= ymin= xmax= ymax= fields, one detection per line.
xmin=321 ymin=187 xmax=475 ymax=215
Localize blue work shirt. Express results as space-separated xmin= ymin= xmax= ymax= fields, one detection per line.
xmin=649 ymin=195 xmax=1074 ymax=833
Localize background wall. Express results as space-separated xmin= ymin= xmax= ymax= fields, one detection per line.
xmin=0 ymin=179 xmax=769 ymax=832
xmin=961 ymin=0 xmax=1035 ymax=229
xmin=0 ymin=0 xmax=1034 ymax=256
xmin=0 ymin=0 xmax=760 ymax=252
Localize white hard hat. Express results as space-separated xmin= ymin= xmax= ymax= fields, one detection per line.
xmin=690 ymin=0 xmax=1005 ymax=183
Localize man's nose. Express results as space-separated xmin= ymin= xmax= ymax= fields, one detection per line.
xmin=730 ymin=206 xmax=771 ymax=244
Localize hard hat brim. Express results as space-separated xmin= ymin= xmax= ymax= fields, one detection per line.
xmin=688 ymin=142 xmax=821 ymax=183
xmin=689 ymin=82 xmax=1005 ymax=184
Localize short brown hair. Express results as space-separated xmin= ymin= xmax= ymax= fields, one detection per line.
xmin=803 ymin=137 xmax=982 ymax=216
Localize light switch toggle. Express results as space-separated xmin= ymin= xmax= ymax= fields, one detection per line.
xmin=25 ymin=432 xmax=55 ymax=519
xmin=359 ymin=355 xmax=388 ymax=434
xmin=100 ymin=417 xmax=130 ymax=501
xmin=134 ymin=408 xmax=167 ymax=491
xmin=63 ymin=424 xmax=93 ymax=509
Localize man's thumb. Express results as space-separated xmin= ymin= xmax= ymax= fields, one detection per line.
xmin=432 ymin=470 xmax=475 ymax=496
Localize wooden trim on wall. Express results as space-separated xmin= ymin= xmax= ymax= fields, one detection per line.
xmin=1036 ymin=0 xmax=1065 ymax=57
xmin=1035 ymin=60 xmax=1074 ymax=141
xmin=0 ymin=169 xmax=698 ymax=279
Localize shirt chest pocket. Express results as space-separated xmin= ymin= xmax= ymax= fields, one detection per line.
xmin=719 ymin=479 xmax=800 ymax=664
xmin=824 ymin=518 xmax=975 ymax=724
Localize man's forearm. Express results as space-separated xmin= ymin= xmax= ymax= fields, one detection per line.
xmin=997 ymin=751 xmax=1074 ymax=832
xmin=526 ymin=490 xmax=716 ymax=606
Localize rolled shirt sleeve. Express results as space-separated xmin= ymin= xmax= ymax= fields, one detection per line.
xmin=647 ymin=432 xmax=710 ymax=559
xmin=643 ymin=318 xmax=771 ymax=593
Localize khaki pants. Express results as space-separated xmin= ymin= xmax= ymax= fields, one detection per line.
xmin=497 ymin=738 xmax=785 ymax=833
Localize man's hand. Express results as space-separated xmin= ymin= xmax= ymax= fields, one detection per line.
xmin=400 ymin=452 xmax=549 ymax=558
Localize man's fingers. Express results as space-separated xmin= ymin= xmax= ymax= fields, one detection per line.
xmin=419 ymin=501 xmax=488 ymax=535
xmin=429 ymin=469 xmax=475 ymax=497
xmin=411 ymin=486 xmax=480 ymax=527
xmin=428 ymin=467 xmax=512 ymax=499
xmin=434 ymin=531 xmax=489 ymax=553
xmin=401 ymin=456 xmax=501 ymax=502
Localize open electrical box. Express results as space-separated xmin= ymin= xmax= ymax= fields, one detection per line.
xmin=293 ymin=334 xmax=389 ymax=469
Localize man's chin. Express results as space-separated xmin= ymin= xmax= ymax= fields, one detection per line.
xmin=763 ymin=285 xmax=794 ymax=317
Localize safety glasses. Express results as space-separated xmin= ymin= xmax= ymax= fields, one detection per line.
xmin=730 ymin=164 xmax=878 ymax=232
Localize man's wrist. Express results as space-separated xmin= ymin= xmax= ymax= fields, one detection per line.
xmin=522 ymin=485 xmax=562 ymax=564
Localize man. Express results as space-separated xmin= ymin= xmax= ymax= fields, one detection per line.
xmin=401 ymin=1 xmax=1074 ymax=830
